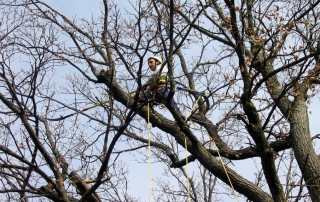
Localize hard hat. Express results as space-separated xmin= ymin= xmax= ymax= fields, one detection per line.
xmin=148 ymin=56 xmax=162 ymax=64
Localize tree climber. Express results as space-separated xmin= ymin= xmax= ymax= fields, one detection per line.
xmin=139 ymin=56 xmax=181 ymax=112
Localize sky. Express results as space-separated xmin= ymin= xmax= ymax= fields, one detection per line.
xmin=41 ymin=1 xmax=178 ymax=201
xmin=26 ymin=0 xmax=320 ymax=201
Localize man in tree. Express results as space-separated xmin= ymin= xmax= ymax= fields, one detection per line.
xmin=139 ymin=56 xmax=180 ymax=112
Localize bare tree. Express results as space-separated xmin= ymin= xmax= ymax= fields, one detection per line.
xmin=1 ymin=0 xmax=320 ymax=201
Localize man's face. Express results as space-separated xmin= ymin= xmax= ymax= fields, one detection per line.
xmin=148 ymin=59 xmax=157 ymax=71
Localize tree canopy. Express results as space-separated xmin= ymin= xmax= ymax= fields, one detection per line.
xmin=1 ymin=0 xmax=320 ymax=201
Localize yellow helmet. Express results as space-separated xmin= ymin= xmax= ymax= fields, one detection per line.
xmin=148 ymin=56 xmax=162 ymax=64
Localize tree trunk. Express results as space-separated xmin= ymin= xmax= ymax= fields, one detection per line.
xmin=289 ymin=95 xmax=320 ymax=201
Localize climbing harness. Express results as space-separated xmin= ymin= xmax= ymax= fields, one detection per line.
xmin=149 ymin=76 xmax=167 ymax=91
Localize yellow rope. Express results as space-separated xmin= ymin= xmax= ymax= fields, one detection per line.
xmin=196 ymin=125 xmax=240 ymax=202
xmin=185 ymin=96 xmax=239 ymax=201
xmin=146 ymin=94 xmax=238 ymax=201
xmin=147 ymin=101 xmax=152 ymax=202
xmin=211 ymin=139 xmax=239 ymax=202
xmin=184 ymin=96 xmax=201 ymax=202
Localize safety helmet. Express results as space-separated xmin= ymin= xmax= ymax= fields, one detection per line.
xmin=148 ymin=56 xmax=162 ymax=64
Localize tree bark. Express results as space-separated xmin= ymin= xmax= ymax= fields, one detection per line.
xmin=289 ymin=92 xmax=320 ymax=201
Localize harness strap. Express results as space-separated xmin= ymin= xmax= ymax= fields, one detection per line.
xmin=149 ymin=76 xmax=168 ymax=91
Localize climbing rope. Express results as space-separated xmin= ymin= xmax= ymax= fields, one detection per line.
xmin=184 ymin=96 xmax=201 ymax=202
xmin=147 ymin=101 xmax=152 ymax=202
xmin=195 ymin=125 xmax=240 ymax=202
xmin=50 ymin=85 xmax=238 ymax=201
xmin=184 ymin=95 xmax=239 ymax=202
xmin=212 ymin=139 xmax=239 ymax=202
